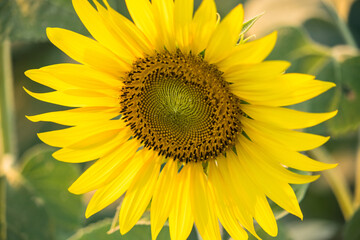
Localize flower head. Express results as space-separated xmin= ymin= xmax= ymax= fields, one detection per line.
xmin=25 ymin=0 xmax=337 ymax=239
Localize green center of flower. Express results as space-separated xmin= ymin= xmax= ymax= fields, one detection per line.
xmin=142 ymin=77 xmax=212 ymax=139
xmin=120 ymin=51 xmax=242 ymax=162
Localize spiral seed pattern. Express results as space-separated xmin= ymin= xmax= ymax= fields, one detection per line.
xmin=120 ymin=51 xmax=242 ymax=162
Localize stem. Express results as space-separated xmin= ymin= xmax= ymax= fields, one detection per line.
xmin=0 ymin=40 xmax=16 ymax=156
xmin=322 ymin=0 xmax=358 ymax=48
xmin=0 ymin=38 xmax=16 ymax=240
xmin=354 ymin=129 xmax=360 ymax=210
xmin=0 ymin=131 xmax=5 ymax=240
xmin=310 ymin=147 xmax=354 ymax=220
xmin=336 ymin=16 xmax=358 ymax=49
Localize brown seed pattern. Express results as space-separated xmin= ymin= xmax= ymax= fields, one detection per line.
xmin=120 ymin=51 xmax=242 ymax=162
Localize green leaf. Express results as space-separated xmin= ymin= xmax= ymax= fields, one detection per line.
xmin=319 ymin=0 xmax=358 ymax=49
xmin=240 ymin=13 xmax=264 ymax=36
xmin=68 ymin=219 xmax=171 ymax=240
xmin=7 ymin=145 xmax=83 ymax=239
xmin=303 ymin=18 xmax=345 ymax=47
xmin=7 ymin=182 xmax=54 ymax=240
xmin=267 ymin=27 xmax=311 ymax=62
xmin=0 ymin=0 xmax=132 ymax=42
xmin=348 ymin=0 xmax=360 ymax=47
xmin=20 ymin=144 xmax=83 ymax=239
xmin=1 ymin=0 xmax=86 ymax=42
xmin=327 ymin=56 xmax=360 ymax=135
xmin=188 ymin=227 xmax=200 ymax=240
xmin=0 ymin=0 xmax=143 ymax=42
xmin=344 ymin=207 xmax=360 ymax=240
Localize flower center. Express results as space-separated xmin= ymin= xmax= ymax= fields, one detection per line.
xmin=120 ymin=51 xmax=242 ymax=162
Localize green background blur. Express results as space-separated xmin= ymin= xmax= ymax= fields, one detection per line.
xmin=1 ymin=0 xmax=360 ymax=239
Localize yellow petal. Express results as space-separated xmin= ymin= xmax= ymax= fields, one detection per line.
xmin=69 ymin=129 xmax=120 ymax=149
xmin=37 ymin=120 xmax=125 ymax=148
xmin=72 ymin=0 xmax=135 ymax=63
xmin=260 ymin=178 xmax=303 ymax=219
xmin=190 ymin=0 xmax=217 ymax=54
xmin=151 ymin=160 xmax=178 ymax=240
xmin=124 ymin=0 xmax=160 ymax=49
xmin=38 ymin=63 xmax=123 ymax=89
xmin=119 ymin=154 xmax=161 ymax=234
xmin=254 ymin=138 xmax=337 ymax=171
xmin=208 ymin=161 xmax=248 ymax=240
xmin=227 ymin=151 xmax=278 ymax=236
xmin=205 ymin=4 xmax=244 ymax=63
xmin=225 ymin=60 xmax=290 ymax=83
xmin=25 ymin=69 xmax=73 ymax=91
xmin=217 ymin=31 xmax=277 ymax=71
xmin=237 ymin=135 xmax=320 ymax=184
xmin=253 ymin=195 xmax=278 ymax=237
xmin=46 ymin=28 xmax=130 ymax=75
xmin=152 ymin=0 xmax=176 ymax=52
xmin=231 ymin=73 xmax=335 ymax=107
xmin=174 ymin=0 xmax=194 ymax=52
xmin=241 ymin=104 xmax=338 ymax=129
xmin=190 ymin=162 xmax=221 ymax=240
xmin=101 ymin=0 xmax=153 ymax=56
xmin=85 ymin=149 xmax=151 ymax=218
xmin=26 ymin=107 xmax=120 ymax=126
xmin=234 ymin=142 xmax=303 ymax=219
xmin=169 ymin=164 xmax=194 ymax=240
xmin=25 ymin=65 xmax=123 ymax=95
xmin=24 ymin=88 xmax=119 ymax=108
xmin=265 ymin=74 xmax=336 ymax=106
xmin=242 ymin=117 xmax=330 ymax=151
xmin=68 ymin=139 xmax=141 ymax=194
xmin=53 ymin=128 xmax=132 ymax=163
xmin=218 ymin=153 xmax=262 ymax=239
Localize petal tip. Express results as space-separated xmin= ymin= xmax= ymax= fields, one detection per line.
xmin=46 ymin=27 xmax=55 ymax=36
xmin=24 ymin=69 xmax=37 ymax=78
xmin=85 ymin=207 xmax=95 ymax=219
xmin=119 ymin=223 xmax=130 ymax=236
xmin=328 ymin=110 xmax=338 ymax=119
xmin=67 ymin=184 xmax=77 ymax=194
xmin=323 ymin=162 xmax=338 ymax=170
xmin=25 ymin=115 xmax=36 ymax=122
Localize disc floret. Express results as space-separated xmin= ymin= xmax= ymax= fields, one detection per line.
xmin=120 ymin=51 xmax=242 ymax=162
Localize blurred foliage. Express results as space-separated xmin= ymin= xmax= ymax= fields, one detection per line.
xmin=349 ymin=0 xmax=360 ymax=46
xmin=7 ymin=145 xmax=82 ymax=240
xmin=0 ymin=0 xmax=85 ymax=41
xmin=7 ymin=181 xmax=53 ymax=240
xmin=1 ymin=0 xmax=360 ymax=239
xmin=344 ymin=207 xmax=360 ymax=240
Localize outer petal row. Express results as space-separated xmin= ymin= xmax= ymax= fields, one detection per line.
xmin=72 ymin=0 xmax=135 ymax=63
xmin=50 ymin=0 xmax=280 ymax=75
xmin=46 ymin=28 xmax=130 ymax=76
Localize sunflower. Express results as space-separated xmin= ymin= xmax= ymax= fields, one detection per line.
xmin=25 ymin=0 xmax=337 ymax=239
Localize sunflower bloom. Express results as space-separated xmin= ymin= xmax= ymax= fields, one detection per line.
xmin=25 ymin=0 xmax=337 ymax=239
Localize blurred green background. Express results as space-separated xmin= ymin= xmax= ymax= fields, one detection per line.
xmin=1 ymin=0 xmax=360 ymax=239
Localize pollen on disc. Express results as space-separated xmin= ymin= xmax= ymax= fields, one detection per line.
xmin=120 ymin=51 xmax=242 ymax=162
